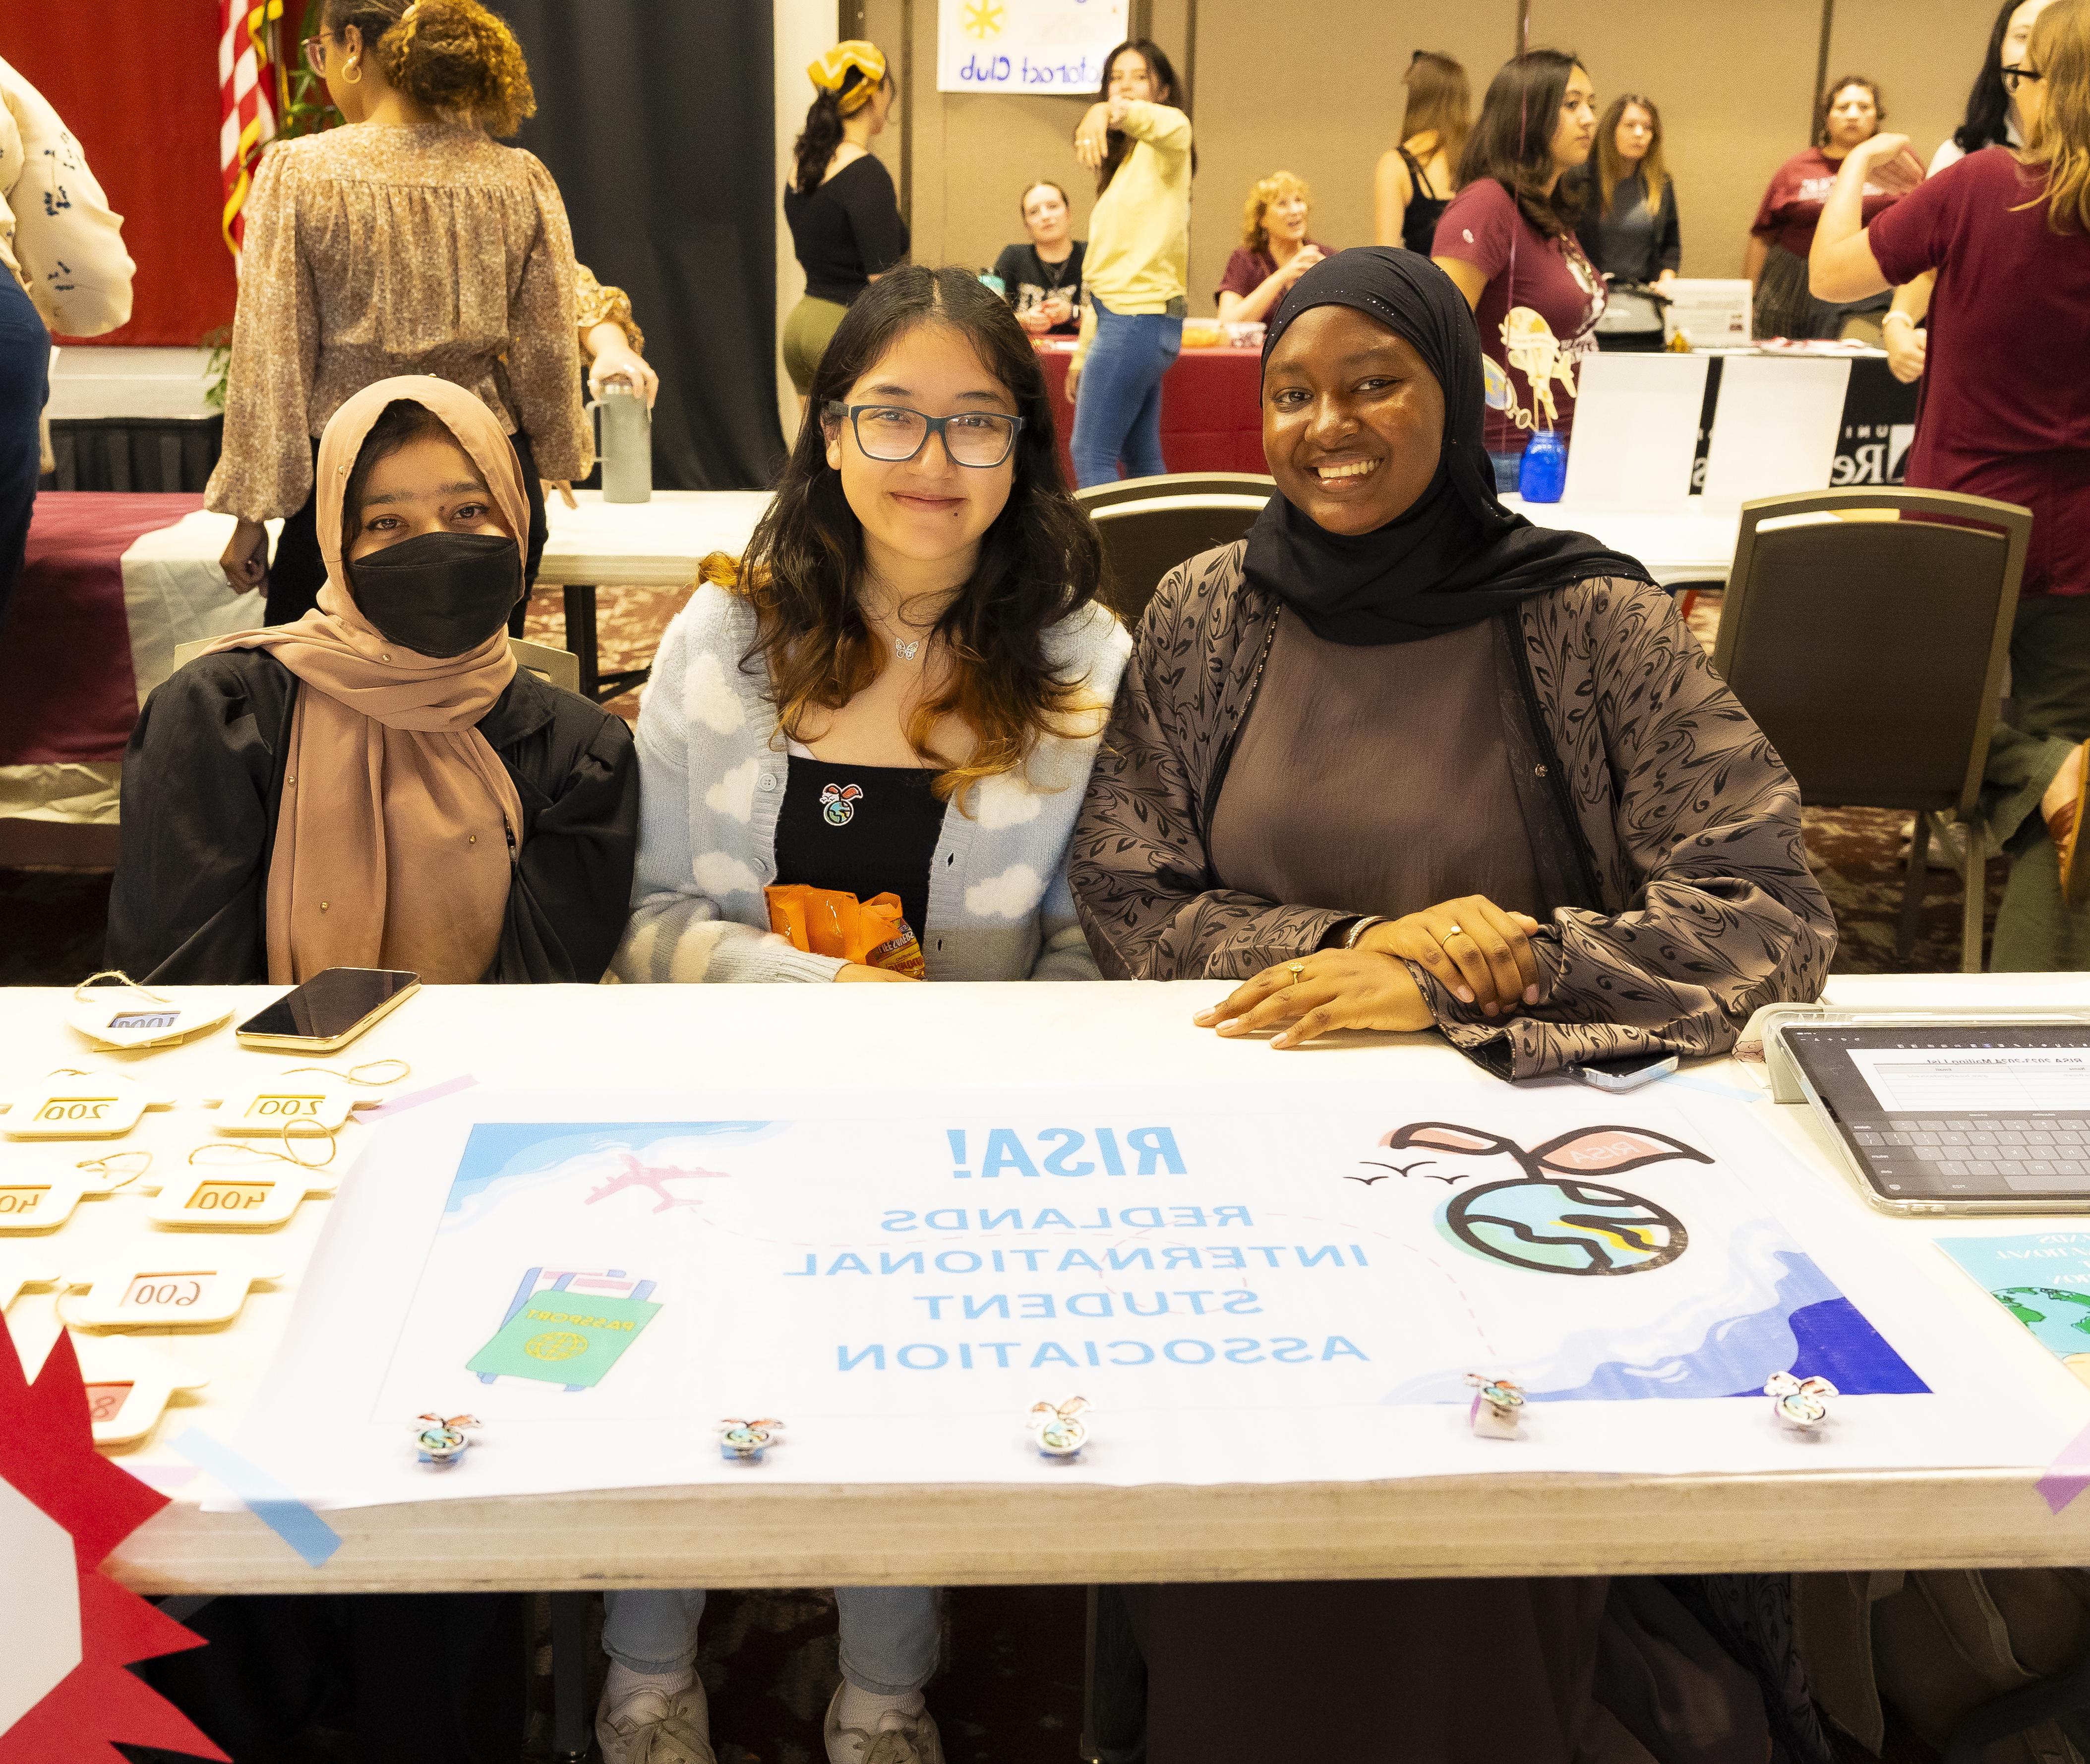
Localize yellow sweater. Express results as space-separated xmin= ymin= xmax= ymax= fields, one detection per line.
xmin=1073 ymin=100 xmax=1192 ymax=364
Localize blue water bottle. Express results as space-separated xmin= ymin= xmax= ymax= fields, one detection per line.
xmin=1518 ymin=428 xmax=1567 ymax=503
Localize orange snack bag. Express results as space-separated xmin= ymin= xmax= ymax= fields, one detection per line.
xmin=764 ymin=885 xmax=926 ymax=978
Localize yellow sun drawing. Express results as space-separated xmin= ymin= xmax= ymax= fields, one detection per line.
xmin=963 ymin=0 xmax=1006 ymax=39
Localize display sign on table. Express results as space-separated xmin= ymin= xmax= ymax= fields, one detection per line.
xmin=233 ymin=1079 xmax=2087 ymax=1510
xmin=937 ymin=0 xmax=1129 ymax=93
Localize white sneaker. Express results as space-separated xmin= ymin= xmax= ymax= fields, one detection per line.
xmin=824 ymin=1685 xmax=945 ymax=1764
xmin=595 ymin=1678 xmax=718 ymax=1764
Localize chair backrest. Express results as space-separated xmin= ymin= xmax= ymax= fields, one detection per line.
xmin=169 ymin=635 xmax=582 ymax=694
xmin=1075 ymin=474 xmax=1276 ymax=629
xmin=1710 ymin=487 xmax=2030 ymax=818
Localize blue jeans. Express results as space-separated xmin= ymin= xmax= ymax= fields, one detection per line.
xmin=1070 ymin=299 xmax=1182 ymax=488
xmin=602 ymin=1586 xmax=940 ymax=1696
xmin=0 ymin=273 xmax=50 ymax=635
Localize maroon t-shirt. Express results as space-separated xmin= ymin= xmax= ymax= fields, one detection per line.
xmin=1751 ymin=145 xmax=1919 ymax=258
xmin=1215 ymin=241 xmax=1334 ymax=302
xmin=1433 ymin=178 xmax=1604 ymax=452
xmin=1870 ymin=147 xmax=2090 ymax=595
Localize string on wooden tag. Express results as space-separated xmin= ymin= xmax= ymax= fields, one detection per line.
xmin=71 ymin=970 xmax=172 ymax=1006
xmin=76 ymin=1150 xmax=152 ymax=1190
xmin=281 ymin=1058 xmax=412 ymax=1088
xmin=189 ymin=1118 xmax=338 ymax=1172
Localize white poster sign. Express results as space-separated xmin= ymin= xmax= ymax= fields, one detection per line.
xmin=235 ymin=1079 xmax=2085 ymax=1509
xmin=937 ymin=0 xmax=1128 ymax=95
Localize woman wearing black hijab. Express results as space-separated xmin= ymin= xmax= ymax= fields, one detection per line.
xmin=1068 ymin=248 xmax=1836 ymax=1760
xmin=1071 ymin=247 xmax=1834 ymax=1079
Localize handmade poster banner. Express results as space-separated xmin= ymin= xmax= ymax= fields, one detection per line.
xmin=231 ymin=1080 xmax=2090 ymax=1511
xmin=1939 ymin=1233 xmax=2090 ymax=1388
xmin=937 ymin=0 xmax=1129 ymax=93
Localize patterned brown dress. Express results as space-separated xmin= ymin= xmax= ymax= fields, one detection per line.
xmin=1071 ymin=541 xmax=1836 ymax=1078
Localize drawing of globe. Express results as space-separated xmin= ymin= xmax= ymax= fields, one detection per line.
xmin=525 ymin=1331 xmax=590 ymax=1362
xmin=1442 ymin=1177 xmax=1687 ymax=1276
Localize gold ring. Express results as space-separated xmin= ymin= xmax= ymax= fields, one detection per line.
xmin=1288 ymin=961 xmax=1306 ymax=985
xmin=1444 ymin=923 xmax=1464 ymax=938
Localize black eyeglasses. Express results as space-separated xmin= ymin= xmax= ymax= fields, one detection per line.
xmin=2001 ymin=64 xmax=2045 ymax=90
xmin=825 ymin=402 xmax=1024 ymax=469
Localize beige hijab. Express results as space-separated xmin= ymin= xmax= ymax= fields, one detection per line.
xmin=207 ymin=376 xmax=528 ymax=985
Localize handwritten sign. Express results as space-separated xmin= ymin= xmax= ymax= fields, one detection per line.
xmin=936 ymin=0 xmax=1128 ymax=94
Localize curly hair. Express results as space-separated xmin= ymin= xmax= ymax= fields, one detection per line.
xmin=711 ymin=267 xmax=1108 ymax=809
xmin=1240 ymin=171 xmax=1310 ymax=252
xmin=323 ymin=0 xmax=536 ymax=137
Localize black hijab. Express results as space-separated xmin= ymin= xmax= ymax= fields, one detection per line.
xmin=1240 ymin=247 xmax=1649 ymax=646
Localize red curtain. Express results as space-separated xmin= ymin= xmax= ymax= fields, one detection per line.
xmin=10 ymin=0 xmax=239 ymax=345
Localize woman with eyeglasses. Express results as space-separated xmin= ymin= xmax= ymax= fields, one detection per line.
xmin=1746 ymin=74 xmax=1924 ymax=343
xmin=1881 ymin=0 xmax=2057 ymax=383
xmin=207 ymin=0 xmax=590 ymax=627
xmin=1814 ymin=0 xmax=2090 ymax=972
xmin=603 ymin=266 xmax=1125 ymax=1764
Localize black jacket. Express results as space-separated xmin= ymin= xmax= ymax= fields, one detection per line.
xmin=107 ymin=650 xmax=639 ymax=985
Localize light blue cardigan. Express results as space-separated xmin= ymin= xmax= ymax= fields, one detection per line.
xmin=613 ymin=585 xmax=1131 ymax=984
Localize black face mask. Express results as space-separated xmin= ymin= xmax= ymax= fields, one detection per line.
xmin=345 ymin=530 xmax=522 ymax=658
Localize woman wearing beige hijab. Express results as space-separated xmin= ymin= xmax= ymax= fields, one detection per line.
xmin=110 ymin=374 xmax=637 ymax=984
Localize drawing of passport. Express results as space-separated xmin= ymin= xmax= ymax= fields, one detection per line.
xmin=469 ymin=1266 xmax=660 ymax=1390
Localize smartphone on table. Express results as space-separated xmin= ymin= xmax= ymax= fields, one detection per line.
xmin=236 ymin=967 xmax=420 ymax=1053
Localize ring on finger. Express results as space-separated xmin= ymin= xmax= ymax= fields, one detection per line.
xmin=1287 ymin=961 xmax=1306 ymax=985
xmin=1443 ymin=923 xmax=1464 ymax=938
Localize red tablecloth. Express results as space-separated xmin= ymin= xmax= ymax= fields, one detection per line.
xmin=1034 ymin=341 xmax=1265 ymax=483
xmin=0 ymin=492 xmax=202 ymax=767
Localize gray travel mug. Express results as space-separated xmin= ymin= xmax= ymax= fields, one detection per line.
xmin=588 ymin=383 xmax=653 ymax=504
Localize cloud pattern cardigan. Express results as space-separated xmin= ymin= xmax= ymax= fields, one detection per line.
xmin=614 ymin=585 xmax=1131 ymax=985
xmin=1070 ymin=543 xmax=1836 ymax=1077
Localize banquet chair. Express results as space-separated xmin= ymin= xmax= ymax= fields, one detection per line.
xmin=169 ymin=635 xmax=581 ymax=694
xmin=1075 ymin=472 xmax=1276 ymax=631
xmin=1709 ymin=486 xmax=2031 ymax=973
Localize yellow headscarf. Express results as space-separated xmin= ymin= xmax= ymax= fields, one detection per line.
xmin=808 ymin=40 xmax=886 ymax=115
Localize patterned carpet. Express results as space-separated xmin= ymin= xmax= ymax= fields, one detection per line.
xmin=0 ymin=585 xmax=1989 ymax=1764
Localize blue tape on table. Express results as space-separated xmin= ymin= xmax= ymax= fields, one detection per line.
xmin=170 ymin=1427 xmax=342 ymax=1568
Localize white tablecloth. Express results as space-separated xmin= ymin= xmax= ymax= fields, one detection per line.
xmin=5 ymin=973 xmax=2090 ymax=1592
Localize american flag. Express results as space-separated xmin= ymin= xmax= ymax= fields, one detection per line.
xmin=218 ymin=0 xmax=279 ymax=257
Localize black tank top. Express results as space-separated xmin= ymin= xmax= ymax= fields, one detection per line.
xmin=1398 ymin=147 xmax=1449 ymax=257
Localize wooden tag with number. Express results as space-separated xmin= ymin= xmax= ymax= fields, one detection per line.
xmin=64 ymin=1266 xmax=280 ymax=1329
xmin=72 ymin=1338 xmax=210 ymax=1449
xmin=2 ymin=1074 xmax=170 ymax=1140
xmin=209 ymin=1082 xmax=358 ymax=1136
xmin=148 ymin=1166 xmax=337 ymax=1231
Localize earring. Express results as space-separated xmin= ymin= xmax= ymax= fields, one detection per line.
xmin=342 ymin=59 xmax=363 ymax=83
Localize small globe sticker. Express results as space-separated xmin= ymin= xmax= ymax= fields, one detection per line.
xmin=524 ymin=1331 xmax=589 ymax=1362
xmin=1443 ymin=1177 xmax=1687 ymax=1276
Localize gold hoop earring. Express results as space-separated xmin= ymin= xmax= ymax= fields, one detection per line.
xmin=342 ymin=59 xmax=363 ymax=84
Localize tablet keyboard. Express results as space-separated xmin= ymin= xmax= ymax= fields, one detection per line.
xmin=1848 ymin=1117 xmax=2090 ymax=1193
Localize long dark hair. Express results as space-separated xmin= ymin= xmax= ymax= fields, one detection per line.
xmin=1457 ymin=49 xmax=1586 ymax=239
xmin=1094 ymin=38 xmax=1196 ymax=194
xmin=721 ymin=267 xmax=1106 ymax=805
xmin=1958 ymin=0 xmax=2030 ymax=153
xmin=791 ymin=55 xmax=885 ymax=195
